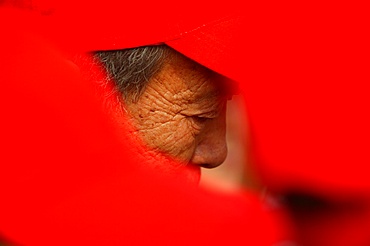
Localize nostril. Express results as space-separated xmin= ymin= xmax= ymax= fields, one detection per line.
xmin=200 ymin=163 xmax=217 ymax=169
xmin=191 ymin=137 xmax=228 ymax=169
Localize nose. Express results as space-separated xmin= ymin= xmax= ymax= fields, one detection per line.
xmin=190 ymin=110 xmax=228 ymax=169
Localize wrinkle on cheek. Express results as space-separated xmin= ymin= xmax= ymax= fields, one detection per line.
xmin=183 ymin=116 xmax=204 ymax=133
xmin=126 ymin=99 xmax=178 ymax=131
xmin=137 ymin=116 xmax=197 ymax=161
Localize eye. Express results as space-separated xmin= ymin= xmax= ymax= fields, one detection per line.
xmin=189 ymin=110 xmax=220 ymax=125
xmin=191 ymin=115 xmax=209 ymax=124
xmin=188 ymin=115 xmax=210 ymax=133
xmin=181 ymin=111 xmax=218 ymax=130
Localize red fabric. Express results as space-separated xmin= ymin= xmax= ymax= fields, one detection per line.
xmin=2 ymin=1 xmax=370 ymax=245
xmin=238 ymin=2 xmax=370 ymax=245
xmin=290 ymin=199 xmax=370 ymax=246
xmin=0 ymin=7 xmax=291 ymax=245
xmin=239 ymin=0 xmax=370 ymax=198
xmin=1 ymin=0 xmax=244 ymax=82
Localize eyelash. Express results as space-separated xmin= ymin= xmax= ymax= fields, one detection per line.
xmin=191 ymin=115 xmax=210 ymax=124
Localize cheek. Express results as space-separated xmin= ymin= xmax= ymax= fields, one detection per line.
xmin=139 ymin=117 xmax=199 ymax=161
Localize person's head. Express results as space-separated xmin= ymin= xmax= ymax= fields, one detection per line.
xmin=93 ymin=45 xmax=235 ymax=184
xmin=27 ymin=1 xmax=244 ymax=185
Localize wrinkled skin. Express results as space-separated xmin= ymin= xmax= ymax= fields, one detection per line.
xmin=115 ymin=50 xmax=233 ymax=185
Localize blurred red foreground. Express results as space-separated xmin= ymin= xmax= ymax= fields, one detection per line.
xmin=0 ymin=6 xmax=290 ymax=246
xmin=1 ymin=1 xmax=370 ymax=245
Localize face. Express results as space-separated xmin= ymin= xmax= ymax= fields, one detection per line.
xmin=114 ymin=50 xmax=233 ymax=185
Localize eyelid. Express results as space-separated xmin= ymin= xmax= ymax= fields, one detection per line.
xmin=181 ymin=110 xmax=216 ymax=118
xmin=180 ymin=100 xmax=226 ymax=119
xmin=181 ymin=109 xmax=219 ymax=119
xmin=196 ymin=111 xmax=218 ymax=119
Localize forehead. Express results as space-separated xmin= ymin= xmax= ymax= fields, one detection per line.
xmin=155 ymin=49 xmax=236 ymax=101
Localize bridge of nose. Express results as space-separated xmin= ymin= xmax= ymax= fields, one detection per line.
xmin=191 ymin=112 xmax=228 ymax=168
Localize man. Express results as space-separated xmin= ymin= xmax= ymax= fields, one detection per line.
xmin=90 ymin=45 xmax=235 ymax=185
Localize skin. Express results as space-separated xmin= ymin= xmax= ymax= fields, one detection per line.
xmin=113 ymin=50 xmax=233 ymax=185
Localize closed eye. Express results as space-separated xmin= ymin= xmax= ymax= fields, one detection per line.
xmin=191 ymin=115 xmax=210 ymax=124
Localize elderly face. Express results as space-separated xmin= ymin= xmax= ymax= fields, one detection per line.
xmin=96 ymin=47 xmax=233 ymax=184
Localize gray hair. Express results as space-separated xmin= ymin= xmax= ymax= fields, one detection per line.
xmin=94 ymin=45 xmax=170 ymax=103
